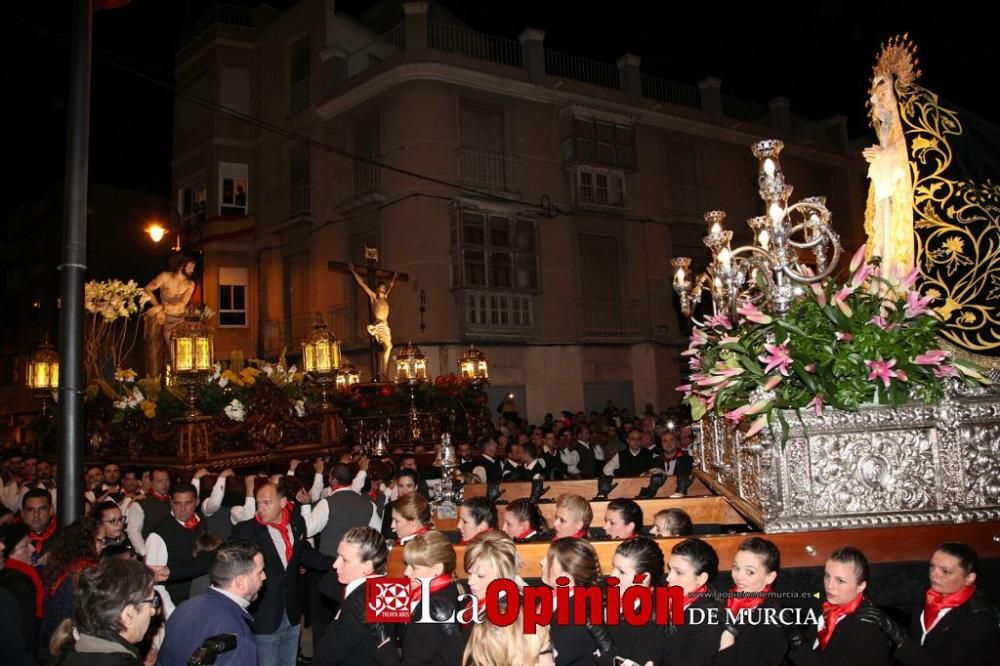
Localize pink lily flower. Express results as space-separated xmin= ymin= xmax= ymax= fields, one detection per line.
xmin=689 ymin=357 xmax=702 ymax=370
xmin=811 ymin=282 xmax=827 ymax=307
xmin=711 ymin=367 xmax=745 ymax=378
xmin=896 ymin=369 xmax=908 ymax=382
xmin=904 ymin=291 xmax=933 ymax=318
xmin=763 ymin=375 xmax=782 ymax=390
xmin=851 ymin=262 xmax=874 ymax=288
xmin=719 ymin=335 xmax=742 ymax=345
xmin=725 ymin=404 xmax=753 ymax=423
xmin=808 ymin=394 xmax=824 ymax=416
xmin=745 ymin=414 xmax=768 ymax=437
xmin=705 ymin=313 xmax=732 ymax=329
xmin=804 ymin=363 xmax=817 ymax=373
xmin=899 ymin=267 xmax=920 ymax=291
xmin=868 ymin=315 xmax=894 ymax=330
xmin=914 ymin=350 xmax=949 ymax=366
xmin=758 ymin=341 xmax=793 ymax=376
xmin=934 ymin=364 xmax=960 ymax=379
xmin=835 ymin=331 xmax=853 ymax=342
xmin=865 ymin=358 xmax=899 ymax=388
xmin=737 ymin=302 xmax=773 ymax=325
xmin=849 ymin=245 xmax=867 ymax=272
xmin=676 ymin=384 xmax=692 ymax=394
xmin=834 ymin=286 xmax=854 ymax=317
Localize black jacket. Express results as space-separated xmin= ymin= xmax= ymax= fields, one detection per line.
xmin=47 ymin=633 xmax=142 ymax=666
xmin=401 ymin=582 xmax=464 ymax=666
xmin=551 ymin=594 xmax=608 ymax=666
xmin=317 ymin=582 xmax=396 ymax=666
xmin=575 ymin=443 xmax=597 ymax=478
xmin=787 ymin=599 xmax=891 ymax=666
xmin=608 ymin=611 xmax=662 ymax=666
xmin=230 ymin=514 xmax=335 ymax=634
xmin=894 ymin=593 xmax=1000 ymax=666
xmin=661 ymin=595 xmax=726 ymax=666
xmin=713 ymin=600 xmax=788 ymax=666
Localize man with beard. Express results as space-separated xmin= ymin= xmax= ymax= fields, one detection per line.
xmin=158 ymin=539 xmax=266 ymax=666
xmin=143 ymin=254 xmax=197 ymax=380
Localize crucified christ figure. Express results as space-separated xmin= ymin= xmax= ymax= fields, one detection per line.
xmin=349 ymin=263 xmax=398 ymax=380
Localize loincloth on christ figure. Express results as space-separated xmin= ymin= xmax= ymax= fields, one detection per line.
xmin=366 ymin=320 xmax=392 ymax=347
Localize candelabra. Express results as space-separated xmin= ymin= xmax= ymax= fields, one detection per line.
xmin=672 ymin=140 xmax=842 ymax=323
xmin=432 ymin=433 xmax=460 ymax=518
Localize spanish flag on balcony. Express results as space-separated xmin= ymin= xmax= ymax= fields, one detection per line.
xmin=202 ymin=215 xmax=255 ymax=246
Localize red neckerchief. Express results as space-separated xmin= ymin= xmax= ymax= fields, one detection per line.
xmin=150 ymin=491 xmax=170 ymax=503
xmin=329 ymin=482 xmax=352 ymax=492
xmin=514 ymin=527 xmax=537 ymax=541
xmin=29 ymin=519 xmax=57 ymax=555
xmin=410 ymin=573 xmax=453 ymax=603
xmin=818 ymin=593 xmax=865 ymax=650
xmin=924 ymin=584 xmax=976 ymax=632
xmin=48 ymin=558 xmax=97 ymax=597
xmin=682 ymin=584 xmax=708 ymax=610
xmin=726 ymin=584 xmax=771 ymax=614
xmin=368 ymin=487 xmax=380 ymax=502
xmin=180 ymin=514 xmax=200 ymax=530
xmin=6 ymin=558 xmax=44 ymax=617
xmin=256 ymin=506 xmax=294 ymax=562
xmin=552 ymin=529 xmax=588 ymax=541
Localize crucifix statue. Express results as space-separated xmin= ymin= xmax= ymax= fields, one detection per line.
xmin=328 ymin=246 xmax=409 ymax=381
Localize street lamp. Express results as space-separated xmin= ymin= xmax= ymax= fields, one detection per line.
xmin=26 ymin=335 xmax=59 ymax=416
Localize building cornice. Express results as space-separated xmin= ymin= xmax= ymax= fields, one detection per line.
xmin=316 ymin=62 xmax=851 ymax=165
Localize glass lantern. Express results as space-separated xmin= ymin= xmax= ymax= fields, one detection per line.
xmin=26 ymin=335 xmax=59 ymax=416
xmin=170 ymin=308 xmax=215 ymax=417
xmin=335 ymin=360 xmax=361 ymax=391
xmin=458 ymin=346 xmax=489 ymax=383
xmin=302 ymin=316 xmax=341 ymax=375
xmin=394 ymin=342 xmax=428 ymax=384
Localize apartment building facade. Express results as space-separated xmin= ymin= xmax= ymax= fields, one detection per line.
xmin=173 ymin=1 xmax=866 ymax=423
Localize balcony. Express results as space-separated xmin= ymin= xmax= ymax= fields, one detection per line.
xmin=457 ymin=148 xmax=518 ymax=194
xmin=665 ymin=182 xmax=709 ymax=221
xmin=576 ymin=298 xmax=641 ymax=339
xmin=459 ymin=290 xmax=534 ymax=339
xmin=428 ymin=21 xmax=523 ymax=69
xmin=181 ymin=3 xmax=254 ymax=48
xmin=343 ymin=24 xmax=405 ymax=81
xmin=333 ymin=159 xmax=385 ymax=210
xmin=289 ymin=79 xmax=310 ymax=115
xmin=288 ymin=181 xmax=311 ymax=219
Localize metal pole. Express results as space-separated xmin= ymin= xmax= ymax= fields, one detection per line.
xmin=56 ymin=0 xmax=94 ymax=526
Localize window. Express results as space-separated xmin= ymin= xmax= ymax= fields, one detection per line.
xmin=574 ymin=166 xmax=625 ymax=208
xmin=562 ymin=116 xmax=636 ymax=169
xmin=177 ymin=184 xmax=207 ymax=228
xmin=289 ymin=36 xmax=310 ymax=113
xmin=451 ymin=210 xmax=539 ymax=291
xmin=219 ymin=163 xmax=248 ymax=216
xmin=218 ymin=267 xmax=248 ymax=327
xmin=220 ymin=65 xmax=250 ymax=115
xmin=459 ymin=100 xmax=511 ymax=191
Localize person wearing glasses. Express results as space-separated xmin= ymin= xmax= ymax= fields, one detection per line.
xmin=48 ymin=557 xmax=158 ymax=664
xmin=93 ymin=501 xmax=129 ymax=550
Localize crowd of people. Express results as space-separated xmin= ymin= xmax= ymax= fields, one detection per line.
xmin=0 ymin=404 xmax=997 ymax=666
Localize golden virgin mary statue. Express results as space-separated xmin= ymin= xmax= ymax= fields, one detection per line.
xmin=863 ymin=35 xmax=1000 ymax=369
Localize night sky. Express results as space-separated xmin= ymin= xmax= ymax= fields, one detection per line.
xmin=0 ymin=0 xmax=993 ymax=223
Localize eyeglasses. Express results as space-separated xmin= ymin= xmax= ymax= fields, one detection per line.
xmin=141 ymin=594 xmax=162 ymax=610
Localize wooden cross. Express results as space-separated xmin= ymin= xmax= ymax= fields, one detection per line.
xmin=328 ymin=245 xmax=409 ymax=381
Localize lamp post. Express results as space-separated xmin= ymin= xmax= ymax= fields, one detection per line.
xmin=170 ymin=307 xmax=215 ymax=419
xmin=26 ymin=335 xmax=60 ymax=417
xmin=302 ymin=315 xmax=342 ymax=412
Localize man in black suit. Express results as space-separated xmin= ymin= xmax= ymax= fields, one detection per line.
xmin=231 ymin=479 xmax=334 ymax=666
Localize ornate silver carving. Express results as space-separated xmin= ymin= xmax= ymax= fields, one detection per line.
xmin=693 ymin=386 xmax=1000 ymax=533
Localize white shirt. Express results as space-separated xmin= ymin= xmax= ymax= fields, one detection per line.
xmin=318 ymin=470 xmax=367 ymax=499
xmin=561 ymin=448 xmax=581 ymax=475
xmin=125 ymin=500 xmax=150 ymax=556
xmin=344 ymin=574 xmax=380 ymax=601
xmin=260 ymin=519 xmax=294 ymax=568
xmin=471 ymin=455 xmax=498 ymax=484
xmin=303 ymin=487 xmax=381 ymax=537
xmin=210 ymin=585 xmax=251 ymax=610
